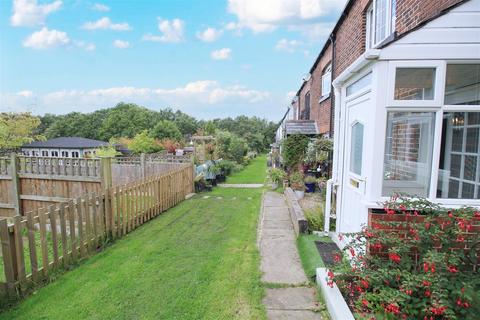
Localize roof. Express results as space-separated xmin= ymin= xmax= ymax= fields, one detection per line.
xmin=285 ymin=120 xmax=319 ymax=136
xmin=22 ymin=137 xmax=109 ymax=149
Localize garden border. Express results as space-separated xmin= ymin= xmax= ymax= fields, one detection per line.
xmin=316 ymin=267 xmax=355 ymax=320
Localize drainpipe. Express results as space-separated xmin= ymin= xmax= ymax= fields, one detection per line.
xmin=323 ymin=179 xmax=334 ymax=235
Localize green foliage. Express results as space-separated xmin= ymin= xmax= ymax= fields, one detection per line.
xmin=128 ymin=130 xmax=163 ymax=154
xmin=94 ymin=146 xmax=120 ymax=157
xmin=281 ymin=134 xmax=309 ymax=169
xmin=268 ymin=168 xmax=286 ymax=184
xmin=214 ymin=160 xmax=237 ymax=176
xmin=150 ymin=120 xmax=182 ymax=141
xmin=305 ymin=137 xmax=333 ymax=164
xmin=333 ymin=195 xmax=480 ymax=320
xmin=0 ymin=112 xmax=45 ymax=149
xmin=44 ymin=110 xmax=108 ymax=140
xmin=215 ymin=130 xmax=248 ymax=164
xmin=304 ymin=206 xmax=324 ymax=231
xmin=289 ymin=171 xmax=305 ymax=191
xmin=304 ymin=175 xmax=317 ymax=184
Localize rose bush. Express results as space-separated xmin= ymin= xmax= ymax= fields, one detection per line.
xmin=331 ymin=195 xmax=480 ymax=320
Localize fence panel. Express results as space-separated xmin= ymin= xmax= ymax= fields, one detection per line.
xmin=0 ymin=163 xmax=193 ymax=298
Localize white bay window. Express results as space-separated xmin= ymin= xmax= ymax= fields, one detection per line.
xmin=382 ymin=62 xmax=480 ymax=202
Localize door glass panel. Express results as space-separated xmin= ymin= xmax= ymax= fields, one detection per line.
xmin=394 ymin=68 xmax=435 ymax=100
xmin=437 ymin=112 xmax=480 ymax=199
xmin=382 ymin=112 xmax=435 ymax=197
xmin=444 ymin=64 xmax=480 ymax=105
xmin=350 ymin=122 xmax=364 ymax=175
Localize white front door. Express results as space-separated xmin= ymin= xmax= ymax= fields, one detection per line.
xmin=339 ymin=93 xmax=371 ymax=233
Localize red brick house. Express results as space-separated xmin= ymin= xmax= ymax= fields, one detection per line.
xmin=279 ymin=0 xmax=480 ymax=242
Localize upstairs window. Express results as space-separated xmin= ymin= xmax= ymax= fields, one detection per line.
xmin=366 ymin=0 xmax=396 ymax=48
xmin=321 ymin=64 xmax=332 ymax=98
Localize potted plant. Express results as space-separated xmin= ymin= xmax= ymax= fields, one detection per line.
xmin=304 ymin=175 xmax=317 ymax=193
xmin=289 ymin=171 xmax=305 ymax=199
xmin=268 ymin=168 xmax=285 ymax=190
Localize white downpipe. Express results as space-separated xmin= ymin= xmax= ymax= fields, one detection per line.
xmin=323 ymin=178 xmax=334 ymax=235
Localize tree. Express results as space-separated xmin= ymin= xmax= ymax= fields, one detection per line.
xmin=128 ymin=130 xmax=163 ymax=154
xmin=173 ymin=111 xmax=198 ymax=135
xmin=94 ymin=146 xmax=120 ymax=157
xmin=150 ymin=120 xmax=182 ymax=141
xmin=281 ymin=134 xmax=309 ymax=170
xmin=0 ymin=112 xmax=45 ymax=149
xmin=99 ymin=103 xmax=161 ymax=140
xmin=215 ymin=130 xmax=248 ymax=163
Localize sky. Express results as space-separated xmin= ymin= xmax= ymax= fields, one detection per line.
xmin=0 ymin=0 xmax=347 ymax=121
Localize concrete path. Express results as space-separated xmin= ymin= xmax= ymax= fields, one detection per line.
xmin=218 ymin=183 xmax=264 ymax=188
xmin=259 ymin=192 xmax=322 ymax=320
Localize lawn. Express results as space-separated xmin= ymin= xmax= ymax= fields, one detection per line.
xmin=226 ymin=155 xmax=267 ymax=184
xmin=1 ymin=187 xmax=267 ymax=319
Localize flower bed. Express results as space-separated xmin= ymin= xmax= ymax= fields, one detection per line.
xmin=330 ymin=196 xmax=480 ymax=320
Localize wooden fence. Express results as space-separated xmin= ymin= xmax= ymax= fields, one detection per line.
xmin=0 ymin=163 xmax=194 ymax=298
xmin=0 ymin=154 xmax=192 ymax=218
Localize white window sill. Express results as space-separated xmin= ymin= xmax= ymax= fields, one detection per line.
xmin=319 ymin=95 xmax=330 ymax=104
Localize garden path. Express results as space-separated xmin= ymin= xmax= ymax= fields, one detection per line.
xmin=259 ymin=191 xmax=323 ymax=320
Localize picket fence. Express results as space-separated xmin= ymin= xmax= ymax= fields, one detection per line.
xmin=0 ymin=163 xmax=194 ymax=298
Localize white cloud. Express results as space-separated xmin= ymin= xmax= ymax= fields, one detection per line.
xmin=92 ymin=3 xmax=110 ymax=11
xmin=286 ymin=90 xmax=296 ymax=102
xmin=196 ymin=27 xmax=222 ymax=42
xmin=10 ymin=0 xmax=62 ymax=27
xmin=211 ymin=48 xmax=231 ymax=60
xmin=74 ymin=40 xmax=96 ymax=51
xmin=1 ymin=81 xmax=271 ymax=116
xmin=81 ymin=17 xmax=131 ymax=31
xmin=275 ymin=38 xmax=302 ymax=53
xmin=143 ymin=18 xmax=184 ymax=43
xmin=17 ymin=90 xmax=34 ymax=98
xmin=113 ymin=39 xmax=130 ymax=48
xmin=227 ymin=0 xmax=346 ymax=33
xmin=22 ymin=27 xmax=70 ymax=49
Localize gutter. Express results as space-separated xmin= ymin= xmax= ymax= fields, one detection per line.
xmin=332 ymin=49 xmax=380 ymax=88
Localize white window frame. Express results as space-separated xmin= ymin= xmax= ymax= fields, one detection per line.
xmin=321 ymin=64 xmax=332 ymax=100
xmin=366 ymin=0 xmax=396 ymax=49
xmin=379 ymin=60 xmax=480 ymax=206
xmin=387 ymin=60 xmax=446 ymax=107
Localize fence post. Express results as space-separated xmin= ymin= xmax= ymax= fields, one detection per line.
xmin=140 ymin=153 xmax=146 ymax=179
xmin=0 ymin=219 xmax=18 ymax=296
xmin=10 ymin=154 xmax=21 ymax=216
xmin=100 ymin=157 xmax=113 ymax=238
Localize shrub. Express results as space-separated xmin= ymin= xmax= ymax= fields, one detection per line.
xmin=150 ymin=120 xmax=182 ymax=141
xmin=304 ymin=175 xmax=317 ymax=184
xmin=214 ymin=160 xmax=236 ymax=176
xmin=289 ymin=171 xmax=305 ymax=191
xmin=304 ymin=206 xmax=324 ymax=232
xmin=281 ymin=134 xmax=309 ymax=169
xmin=331 ymin=195 xmax=480 ymax=320
xmin=269 ymin=168 xmax=286 ymax=184
xmin=94 ymin=146 xmax=120 ymax=157
xmin=128 ymin=130 xmax=163 ymax=154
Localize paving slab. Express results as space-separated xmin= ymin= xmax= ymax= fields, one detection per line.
xmin=263 ymin=287 xmax=319 ymax=310
xmin=259 ymin=192 xmax=323 ymax=319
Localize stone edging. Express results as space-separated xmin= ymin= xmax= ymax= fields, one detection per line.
xmin=284 ymin=187 xmax=308 ymax=235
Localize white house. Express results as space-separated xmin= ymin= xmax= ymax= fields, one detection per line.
xmin=326 ymin=0 xmax=480 ymax=244
xmin=21 ymin=137 xmax=109 ymax=158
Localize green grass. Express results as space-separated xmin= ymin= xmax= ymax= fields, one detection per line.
xmin=1 ymin=188 xmax=267 ymax=320
xmin=226 ymin=155 xmax=267 ymax=184
xmin=297 ymin=234 xmax=331 ymax=280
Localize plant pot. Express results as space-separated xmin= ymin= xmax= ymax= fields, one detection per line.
xmin=294 ymin=190 xmax=305 ymax=200
xmin=270 ymin=182 xmax=278 ymax=190
xmin=305 ymin=182 xmax=316 ymax=193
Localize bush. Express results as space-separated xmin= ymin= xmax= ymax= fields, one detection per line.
xmin=304 ymin=206 xmax=324 ymax=232
xmin=281 ymin=134 xmax=309 ymax=169
xmin=128 ymin=130 xmax=163 ymax=154
xmin=214 ymin=160 xmax=236 ymax=176
xmin=304 ymin=175 xmax=317 ymax=184
xmin=289 ymin=171 xmax=305 ymax=191
xmin=269 ymin=168 xmax=286 ymax=184
xmin=150 ymin=120 xmax=182 ymax=141
xmin=331 ymin=195 xmax=480 ymax=320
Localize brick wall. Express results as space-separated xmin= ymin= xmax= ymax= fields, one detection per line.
xmin=395 ymin=0 xmax=464 ymax=35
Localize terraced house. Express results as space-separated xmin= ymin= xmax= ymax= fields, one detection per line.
xmin=282 ymin=0 xmax=480 ymax=241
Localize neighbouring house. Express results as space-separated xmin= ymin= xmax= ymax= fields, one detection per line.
xmin=281 ymin=0 xmax=480 ymax=243
xmin=21 ymin=137 xmax=110 ymax=158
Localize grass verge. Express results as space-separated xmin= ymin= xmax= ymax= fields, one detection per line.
xmin=0 ymin=188 xmax=266 ymax=320
xmin=226 ymin=155 xmax=267 ymax=184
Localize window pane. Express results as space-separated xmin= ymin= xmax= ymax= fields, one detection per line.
xmin=437 ymin=112 xmax=480 ymax=199
xmin=346 ymin=72 xmax=372 ymax=96
xmin=374 ymin=0 xmax=387 ymax=43
xmin=394 ymin=68 xmax=435 ymax=100
xmin=382 ymin=112 xmax=435 ymax=197
xmin=350 ymin=122 xmax=364 ymax=175
xmin=444 ymin=64 xmax=480 ymax=105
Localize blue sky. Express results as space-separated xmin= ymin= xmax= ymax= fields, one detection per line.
xmin=0 ymin=0 xmax=346 ymax=120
